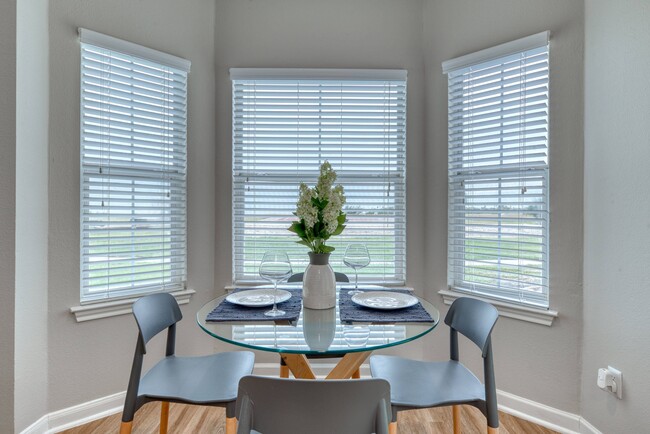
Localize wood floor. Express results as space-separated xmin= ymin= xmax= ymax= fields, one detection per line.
xmin=63 ymin=402 xmax=558 ymax=434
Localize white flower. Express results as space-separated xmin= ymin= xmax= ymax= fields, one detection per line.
xmin=316 ymin=161 xmax=337 ymax=194
xmin=323 ymin=192 xmax=342 ymax=233
xmin=296 ymin=183 xmax=318 ymax=229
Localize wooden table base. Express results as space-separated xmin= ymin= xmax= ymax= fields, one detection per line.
xmin=280 ymin=351 xmax=372 ymax=380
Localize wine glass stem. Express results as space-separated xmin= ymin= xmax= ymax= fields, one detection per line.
xmin=355 ymin=269 xmax=359 ymax=289
xmin=272 ymin=281 xmax=278 ymax=312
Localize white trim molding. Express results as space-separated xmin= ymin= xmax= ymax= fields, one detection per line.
xmin=442 ymin=30 xmax=549 ymax=73
xmin=439 ymin=289 xmax=558 ymax=326
xmin=69 ymin=288 xmax=196 ymax=322
xmin=20 ymin=391 xmax=125 ymax=434
xmin=78 ymin=28 xmax=191 ymax=72
xmin=229 ymin=68 xmax=407 ymax=81
xmin=579 ymin=418 xmax=603 ymax=434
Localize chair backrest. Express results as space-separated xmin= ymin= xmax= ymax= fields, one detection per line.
xmin=444 ymin=297 xmax=498 ymax=357
xmin=236 ymin=376 xmax=391 ymax=434
xmin=132 ymin=292 xmax=183 ymax=345
xmin=287 ymin=271 xmax=350 ymax=283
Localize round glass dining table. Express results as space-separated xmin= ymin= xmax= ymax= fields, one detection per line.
xmin=197 ymin=286 xmax=440 ymax=380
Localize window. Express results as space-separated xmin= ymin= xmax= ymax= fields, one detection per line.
xmin=79 ymin=29 xmax=190 ymax=302
xmin=231 ymin=69 xmax=407 ymax=285
xmin=443 ymin=32 xmax=550 ymax=307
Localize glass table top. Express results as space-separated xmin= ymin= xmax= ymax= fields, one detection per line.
xmin=196 ymin=285 xmax=440 ymax=356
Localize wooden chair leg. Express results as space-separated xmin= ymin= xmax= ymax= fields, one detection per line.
xmin=280 ymin=364 xmax=290 ymax=378
xmin=226 ymin=416 xmax=237 ymax=434
xmin=159 ymin=401 xmax=169 ymax=434
xmin=453 ymin=405 xmax=461 ymax=434
xmin=120 ymin=421 xmax=133 ymax=434
xmin=487 ymin=427 xmax=499 ymax=434
xmin=352 ymin=368 xmax=361 ymax=378
xmin=389 ymin=421 xmax=397 ymax=434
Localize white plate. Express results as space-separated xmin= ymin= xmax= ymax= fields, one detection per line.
xmin=351 ymin=291 xmax=419 ymax=310
xmin=226 ymin=289 xmax=292 ymax=307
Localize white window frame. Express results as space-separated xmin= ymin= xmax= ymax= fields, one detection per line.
xmin=443 ymin=32 xmax=552 ymax=311
xmin=231 ymin=68 xmax=407 ymax=285
xmin=79 ymin=29 xmax=190 ymax=304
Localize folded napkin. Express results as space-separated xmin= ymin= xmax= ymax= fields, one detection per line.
xmin=338 ymin=289 xmax=434 ymax=324
xmin=206 ymin=287 xmax=302 ymax=322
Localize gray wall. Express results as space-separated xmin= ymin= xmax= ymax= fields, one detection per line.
xmin=582 ymin=0 xmax=650 ymax=432
xmin=47 ymin=0 xmax=218 ymax=411
xmin=0 ymin=1 xmax=17 ymax=431
xmin=213 ymin=0 xmax=428 ymax=364
xmin=15 ymin=0 xmax=50 ymax=430
xmin=421 ymin=0 xmax=585 ymax=413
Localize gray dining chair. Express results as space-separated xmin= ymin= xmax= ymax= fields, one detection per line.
xmin=235 ymin=376 xmax=391 ymax=434
xmin=287 ymin=271 xmax=350 ymax=283
xmin=120 ymin=293 xmax=255 ymax=434
xmin=370 ymin=297 xmax=499 ymax=434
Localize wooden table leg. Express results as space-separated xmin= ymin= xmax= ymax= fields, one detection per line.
xmin=279 ymin=356 xmax=290 ymax=378
xmin=280 ymin=354 xmax=316 ymax=379
xmin=282 ymin=351 xmax=371 ymax=380
xmin=325 ymin=351 xmax=371 ymax=380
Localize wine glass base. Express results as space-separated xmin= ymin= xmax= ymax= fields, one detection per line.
xmin=264 ymin=309 xmax=286 ymax=317
xmin=347 ymin=290 xmax=363 ymax=295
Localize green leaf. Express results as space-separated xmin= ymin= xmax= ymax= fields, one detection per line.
xmin=288 ymin=222 xmax=307 ymax=238
xmin=331 ymin=224 xmax=346 ymax=236
xmin=337 ymin=213 xmax=347 ymax=224
xmin=295 ymin=240 xmax=312 ymax=248
xmin=320 ymin=245 xmax=335 ymax=253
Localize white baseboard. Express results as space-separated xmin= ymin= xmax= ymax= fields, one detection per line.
xmin=579 ymin=418 xmax=603 ymax=434
xmin=496 ymin=390 xmax=602 ymax=434
xmin=497 ymin=389 xmax=581 ymax=433
xmin=20 ymin=362 xmax=603 ymax=434
xmin=20 ymin=415 xmax=49 ymax=434
xmin=20 ymin=391 xmax=125 ymax=434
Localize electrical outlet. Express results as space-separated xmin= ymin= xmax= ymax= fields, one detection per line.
xmin=597 ymin=366 xmax=623 ymax=399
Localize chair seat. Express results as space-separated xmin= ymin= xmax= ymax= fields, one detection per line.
xmin=139 ymin=351 xmax=255 ymax=404
xmin=369 ymin=355 xmax=485 ymax=409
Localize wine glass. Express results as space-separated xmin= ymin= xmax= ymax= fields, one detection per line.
xmin=259 ymin=251 xmax=293 ymax=317
xmin=343 ymin=243 xmax=370 ymax=295
xmin=343 ymin=325 xmax=370 ymax=348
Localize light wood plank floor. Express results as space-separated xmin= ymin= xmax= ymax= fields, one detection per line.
xmin=62 ymin=402 xmax=558 ymax=433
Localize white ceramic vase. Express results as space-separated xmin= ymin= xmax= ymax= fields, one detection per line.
xmin=302 ymin=252 xmax=336 ymax=309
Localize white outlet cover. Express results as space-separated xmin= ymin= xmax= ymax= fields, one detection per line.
xmin=608 ymin=365 xmax=623 ymax=399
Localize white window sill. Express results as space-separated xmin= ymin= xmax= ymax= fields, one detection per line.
xmin=438 ymin=289 xmax=558 ymax=326
xmin=70 ymin=289 xmax=196 ymax=323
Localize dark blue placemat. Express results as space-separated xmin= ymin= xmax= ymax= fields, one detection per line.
xmin=339 ymin=289 xmax=434 ymax=323
xmin=206 ymin=287 xmax=302 ymax=322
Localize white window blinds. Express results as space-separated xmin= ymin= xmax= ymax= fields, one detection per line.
xmin=231 ymin=69 xmax=407 ymax=285
xmin=80 ymin=29 xmax=190 ymax=302
xmin=443 ymin=32 xmax=550 ymax=307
